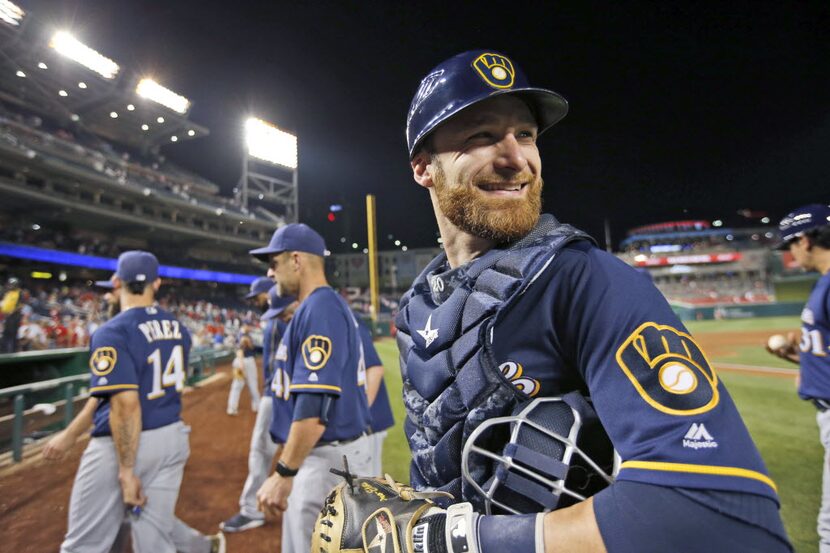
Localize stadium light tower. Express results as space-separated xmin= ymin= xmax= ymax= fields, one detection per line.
xmin=240 ymin=117 xmax=298 ymax=223
xmin=49 ymin=31 xmax=119 ymax=79
xmin=0 ymin=1 xmax=25 ymax=27
xmin=136 ymin=78 xmax=191 ymax=114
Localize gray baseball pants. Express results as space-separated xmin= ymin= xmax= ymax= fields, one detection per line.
xmin=818 ymin=409 xmax=830 ymax=553
xmin=281 ymin=434 xmax=373 ymax=553
xmin=60 ymin=421 xmax=203 ymax=553
xmin=239 ymin=395 xmax=279 ymax=519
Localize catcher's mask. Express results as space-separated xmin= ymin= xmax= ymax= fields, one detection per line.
xmin=462 ymin=391 xmax=620 ymax=515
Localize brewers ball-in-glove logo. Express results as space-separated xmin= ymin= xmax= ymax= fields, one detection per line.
xmin=499 ymin=361 xmax=541 ymax=397
xmin=302 ymin=335 xmax=332 ymax=371
xmin=90 ymin=347 xmax=117 ymax=376
xmin=616 ymin=322 xmax=719 ymax=415
xmin=472 ymin=53 xmax=515 ymax=89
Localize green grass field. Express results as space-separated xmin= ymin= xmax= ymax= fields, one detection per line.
xmin=375 ymin=315 xmax=819 ymax=552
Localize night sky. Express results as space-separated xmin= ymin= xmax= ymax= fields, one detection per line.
xmin=25 ymin=1 xmax=830 ymax=252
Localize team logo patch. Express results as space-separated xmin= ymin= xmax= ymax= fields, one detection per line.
xmin=362 ymin=509 xmax=398 ymax=553
xmin=499 ymin=360 xmax=541 ymax=397
xmin=616 ymin=322 xmax=719 ymax=416
xmin=90 ymin=347 xmax=117 ymax=376
xmin=302 ymin=335 xmax=332 ymax=371
xmin=472 ymin=53 xmax=516 ymax=89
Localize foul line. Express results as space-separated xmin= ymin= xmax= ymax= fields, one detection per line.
xmin=715 ymin=362 xmax=797 ymax=378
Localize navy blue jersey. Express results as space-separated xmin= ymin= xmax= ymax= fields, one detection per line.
xmin=798 ymin=272 xmax=830 ymax=400
xmin=89 ymin=306 xmax=191 ymax=437
xmin=261 ymin=319 xmax=287 ymax=391
xmin=486 ymin=241 xmax=777 ymax=502
xmin=357 ymin=320 xmax=395 ymax=432
xmin=269 ymin=287 xmax=370 ymax=443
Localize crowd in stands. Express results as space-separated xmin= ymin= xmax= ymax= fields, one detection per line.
xmin=0 ymin=101 xmax=266 ymax=223
xmin=0 ymin=277 xmax=261 ymax=355
xmin=652 ymin=273 xmax=773 ymax=305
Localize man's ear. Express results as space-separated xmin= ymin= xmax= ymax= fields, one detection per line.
xmin=411 ymin=152 xmax=435 ymax=189
xmin=152 ymin=278 xmax=162 ymax=292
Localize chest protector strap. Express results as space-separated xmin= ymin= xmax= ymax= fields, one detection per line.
xmin=396 ymin=215 xmax=593 ymax=506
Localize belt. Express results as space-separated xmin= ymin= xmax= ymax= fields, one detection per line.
xmin=315 ymin=431 xmax=368 ymax=448
xmin=812 ymin=399 xmax=830 ymax=412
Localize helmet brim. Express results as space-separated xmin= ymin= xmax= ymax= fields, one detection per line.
xmin=409 ymin=87 xmax=569 ymax=159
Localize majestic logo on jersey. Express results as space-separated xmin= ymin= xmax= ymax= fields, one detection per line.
xmin=802 ymin=307 xmax=815 ymax=325
xmin=683 ymin=423 xmax=718 ymax=449
xmin=90 ymin=346 xmax=117 ymax=376
xmin=472 ymin=53 xmax=516 ymax=89
xmin=499 ymin=361 xmax=541 ymax=397
xmin=302 ymin=335 xmax=332 ymax=371
xmin=417 ymin=314 xmax=439 ymax=348
xmin=616 ymin=322 xmax=719 ymax=416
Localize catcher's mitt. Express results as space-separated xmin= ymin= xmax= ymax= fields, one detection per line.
xmin=312 ymin=464 xmax=479 ymax=553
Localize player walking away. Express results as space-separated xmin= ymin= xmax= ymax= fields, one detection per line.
xmin=220 ymin=285 xmax=297 ymax=533
xmin=59 ymin=251 xmax=225 ymax=553
xmin=251 ymin=224 xmax=373 ymax=553
xmin=225 ymin=277 xmax=271 ymax=415
xmin=50 ymin=275 xmax=224 ymax=553
xmin=311 ymin=51 xmax=792 ymax=553
xmin=767 ymin=203 xmax=830 ymax=552
xmin=355 ymin=316 xmax=394 ymax=476
xmin=227 ymin=323 xmax=260 ymax=415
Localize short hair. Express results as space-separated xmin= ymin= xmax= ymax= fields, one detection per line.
xmin=806 ymin=226 xmax=830 ymax=250
xmin=125 ymin=281 xmax=150 ymax=295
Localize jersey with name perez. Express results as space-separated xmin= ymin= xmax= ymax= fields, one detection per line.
xmin=89 ymin=306 xmax=192 ymax=436
xmin=798 ymin=272 xmax=830 ymax=401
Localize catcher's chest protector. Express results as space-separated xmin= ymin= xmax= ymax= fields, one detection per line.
xmin=396 ymin=215 xmax=592 ymax=507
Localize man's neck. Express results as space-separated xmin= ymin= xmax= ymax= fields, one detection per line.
xmin=434 ymin=208 xmax=495 ymax=269
xmin=298 ymin=274 xmax=330 ymax=303
xmin=120 ymin=293 xmax=154 ymax=311
xmin=815 ymin=250 xmax=830 ymax=276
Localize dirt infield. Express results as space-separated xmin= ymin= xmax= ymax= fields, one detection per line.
xmin=0 ymin=364 xmax=282 ymax=553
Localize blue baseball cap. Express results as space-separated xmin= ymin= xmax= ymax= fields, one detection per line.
xmin=115 ymin=251 xmax=159 ymax=283
xmin=406 ymin=49 xmax=569 ymax=158
xmin=777 ymin=203 xmax=830 ymax=249
xmin=245 ymin=276 xmax=274 ymax=299
xmin=249 ymin=223 xmax=327 ymax=261
xmin=261 ymin=286 xmax=296 ymax=320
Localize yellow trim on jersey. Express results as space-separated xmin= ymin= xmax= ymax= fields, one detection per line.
xmin=620 ymin=460 xmax=777 ymax=492
xmin=90 ymin=384 xmax=139 ymax=393
xmin=288 ymin=383 xmax=342 ymax=393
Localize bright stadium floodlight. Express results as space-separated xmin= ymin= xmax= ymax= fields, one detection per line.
xmin=245 ymin=117 xmax=298 ymax=169
xmin=0 ymin=1 xmax=25 ymax=27
xmin=49 ymin=31 xmax=120 ymax=80
xmin=136 ymin=78 xmax=191 ymax=114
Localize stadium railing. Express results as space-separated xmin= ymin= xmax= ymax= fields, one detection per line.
xmin=0 ymin=346 xmax=233 ymax=463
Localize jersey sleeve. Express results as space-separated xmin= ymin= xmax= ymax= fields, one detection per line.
xmin=288 ymin=303 xmax=352 ymax=396
xmin=548 ymin=243 xmax=777 ymax=499
xmin=88 ymin=325 xmax=138 ymax=397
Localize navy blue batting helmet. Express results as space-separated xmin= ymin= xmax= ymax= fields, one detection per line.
xmin=406 ymin=49 xmax=569 ymax=159
xmin=777 ymin=203 xmax=830 ymax=249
